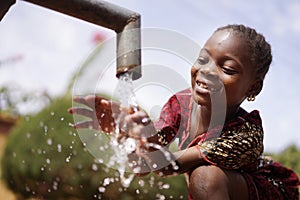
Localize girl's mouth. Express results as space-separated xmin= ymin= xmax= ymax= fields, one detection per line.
xmin=195 ymin=80 xmax=218 ymax=93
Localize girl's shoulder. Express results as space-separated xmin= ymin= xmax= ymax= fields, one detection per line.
xmin=226 ymin=108 xmax=262 ymax=130
xmin=172 ymin=88 xmax=192 ymax=101
xmin=164 ymin=88 xmax=192 ymax=111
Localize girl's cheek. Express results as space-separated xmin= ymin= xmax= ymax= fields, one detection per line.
xmin=191 ymin=66 xmax=198 ymax=77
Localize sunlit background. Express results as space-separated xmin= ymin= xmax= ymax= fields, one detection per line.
xmin=1 ymin=0 xmax=300 ymax=154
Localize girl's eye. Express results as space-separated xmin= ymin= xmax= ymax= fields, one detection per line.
xmin=221 ymin=66 xmax=238 ymax=75
xmin=197 ymin=56 xmax=209 ymax=65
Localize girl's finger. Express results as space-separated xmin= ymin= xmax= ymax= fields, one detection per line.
xmin=73 ymin=96 xmax=90 ymax=107
xmin=73 ymin=120 xmax=95 ymax=129
xmin=95 ymin=98 xmax=120 ymax=113
xmin=129 ymin=124 xmax=144 ymax=138
xmin=130 ymin=111 xmax=151 ymax=125
xmin=68 ymin=107 xmax=94 ymax=118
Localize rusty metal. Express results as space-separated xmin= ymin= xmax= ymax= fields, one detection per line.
xmin=3 ymin=0 xmax=142 ymax=80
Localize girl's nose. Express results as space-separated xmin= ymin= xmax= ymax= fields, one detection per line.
xmin=199 ymin=62 xmax=218 ymax=80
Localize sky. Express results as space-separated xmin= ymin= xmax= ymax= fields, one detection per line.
xmin=0 ymin=0 xmax=300 ymax=152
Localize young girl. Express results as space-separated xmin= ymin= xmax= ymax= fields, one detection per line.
xmin=69 ymin=24 xmax=300 ymax=199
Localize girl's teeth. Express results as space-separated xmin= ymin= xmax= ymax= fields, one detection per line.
xmin=199 ymin=82 xmax=217 ymax=92
xmin=200 ymin=83 xmax=208 ymax=89
xmin=196 ymin=81 xmax=217 ymax=92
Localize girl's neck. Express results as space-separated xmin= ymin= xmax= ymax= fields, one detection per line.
xmin=191 ymin=102 xmax=241 ymax=137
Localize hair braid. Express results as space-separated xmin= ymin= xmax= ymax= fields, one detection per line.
xmin=215 ymin=24 xmax=272 ymax=80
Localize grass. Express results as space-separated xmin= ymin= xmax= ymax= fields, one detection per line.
xmin=0 ymin=134 xmax=17 ymax=200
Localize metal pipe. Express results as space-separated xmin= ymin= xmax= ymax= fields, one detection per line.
xmin=0 ymin=0 xmax=16 ymax=20
xmin=22 ymin=0 xmax=142 ymax=80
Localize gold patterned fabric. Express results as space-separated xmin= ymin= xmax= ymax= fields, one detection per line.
xmin=199 ymin=121 xmax=264 ymax=169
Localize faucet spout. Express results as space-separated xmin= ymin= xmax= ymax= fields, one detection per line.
xmin=116 ymin=14 xmax=141 ymax=80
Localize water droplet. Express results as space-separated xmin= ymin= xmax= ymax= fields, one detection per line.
xmin=37 ymin=149 xmax=42 ymax=154
xmin=52 ymin=181 xmax=58 ymax=190
xmin=162 ymin=184 xmax=170 ymax=189
xmin=53 ymin=184 xmax=58 ymax=191
xmin=138 ymin=180 xmax=145 ymax=187
xmin=120 ymin=175 xmax=134 ymax=188
xmin=91 ymin=164 xmax=98 ymax=171
xmin=103 ymin=178 xmax=110 ymax=186
xmin=99 ymin=146 xmax=104 ymax=151
xmin=47 ymin=138 xmax=52 ymax=145
xmin=98 ymin=187 xmax=105 ymax=193
xmin=60 ymin=117 xmax=64 ymax=121
xmin=156 ymin=193 xmax=166 ymax=200
xmin=50 ymin=111 xmax=55 ymax=116
xmin=132 ymin=166 xmax=141 ymax=173
xmin=25 ymin=185 xmax=30 ymax=192
xmin=152 ymin=163 xmax=157 ymax=169
xmin=44 ymin=126 xmax=48 ymax=133
xmin=46 ymin=158 xmax=51 ymax=164
xmin=66 ymin=156 xmax=71 ymax=163
xmin=41 ymin=167 xmax=45 ymax=171
xmin=57 ymin=144 xmax=62 ymax=152
xmin=136 ymin=189 xmax=140 ymax=194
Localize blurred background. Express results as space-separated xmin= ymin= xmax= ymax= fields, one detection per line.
xmin=0 ymin=0 xmax=300 ymax=199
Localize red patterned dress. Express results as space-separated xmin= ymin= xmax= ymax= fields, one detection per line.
xmin=154 ymin=88 xmax=300 ymax=200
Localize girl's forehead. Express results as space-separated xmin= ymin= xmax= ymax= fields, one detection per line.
xmin=204 ymin=30 xmax=255 ymax=75
xmin=213 ymin=30 xmax=231 ymax=45
xmin=204 ymin=30 xmax=251 ymax=60
xmin=206 ymin=30 xmax=245 ymax=47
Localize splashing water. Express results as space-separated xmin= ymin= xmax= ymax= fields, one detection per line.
xmin=101 ymin=73 xmax=179 ymax=190
xmin=108 ymin=73 xmax=139 ymax=188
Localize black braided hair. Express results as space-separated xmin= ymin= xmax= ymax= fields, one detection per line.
xmin=215 ymin=24 xmax=272 ymax=80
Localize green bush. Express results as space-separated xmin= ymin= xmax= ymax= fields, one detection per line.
xmin=269 ymin=144 xmax=300 ymax=178
xmin=1 ymin=95 xmax=187 ymax=199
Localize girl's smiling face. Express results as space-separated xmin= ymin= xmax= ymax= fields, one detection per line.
xmin=191 ymin=30 xmax=261 ymax=113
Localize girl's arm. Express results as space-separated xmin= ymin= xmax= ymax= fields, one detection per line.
xmin=127 ymin=110 xmax=205 ymax=176
xmin=135 ymin=145 xmax=205 ymax=177
xmin=130 ymin=113 xmax=264 ymax=176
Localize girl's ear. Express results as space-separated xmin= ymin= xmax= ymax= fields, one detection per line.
xmin=247 ymin=80 xmax=263 ymax=97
